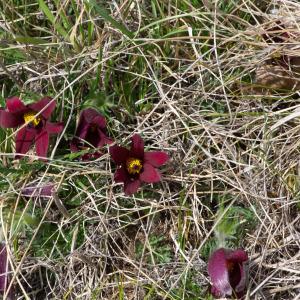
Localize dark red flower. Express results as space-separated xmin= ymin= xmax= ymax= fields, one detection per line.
xmin=208 ymin=248 xmax=248 ymax=299
xmin=70 ymin=108 xmax=112 ymax=160
xmin=0 ymin=97 xmax=63 ymax=159
xmin=110 ymin=134 xmax=169 ymax=195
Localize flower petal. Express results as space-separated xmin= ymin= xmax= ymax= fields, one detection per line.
xmin=0 ymin=109 xmax=24 ymax=128
xmin=226 ymin=249 xmax=248 ymax=263
xmin=45 ymin=122 xmax=64 ymax=134
xmin=77 ymin=124 xmax=90 ymax=141
xmin=228 ymin=259 xmax=242 ymax=290
xmin=235 ymin=263 xmax=248 ymax=294
xmin=226 ymin=249 xmax=248 ymax=294
xmin=97 ymin=129 xmax=113 ymax=147
xmin=144 ymin=151 xmax=169 ymax=167
xmin=74 ymin=111 xmax=90 ymax=139
xmin=139 ymin=163 xmax=161 ymax=183
xmin=131 ymin=134 xmax=144 ymax=158
xmin=70 ymin=125 xmax=90 ymax=153
xmin=114 ymin=166 xmax=129 ymax=183
xmin=16 ymin=127 xmax=35 ymax=157
xmin=81 ymin=108 xmax=104 ymax=124
xmin=6 ymin=96 xmax=27 ymax=112
xmin=124 ymin=179 xmax=141 ymax=195
xmin=21 ymin=184 xmax=54 ymax=198
xmin=35 ymin=130 xmax=49 ymax=158
xmin=208 ymin=248 xmax=232 ymax=298
xmin=93 ymin=115 xmax=106 ymax=128
xmin=0 ymin=242 xmax=8 ymax=293
xmin=28 ymin=97 xmax=55 ymax=119
xmin=109 ymin=145 xmax=130 ymax=164
xmin=84 ymin=127 xmax=100 ymax=147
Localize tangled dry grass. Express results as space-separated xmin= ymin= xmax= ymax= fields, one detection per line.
xmin=0 ymin=0 xmax=300 ymax=299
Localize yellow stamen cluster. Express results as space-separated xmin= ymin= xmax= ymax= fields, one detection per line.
xmin=126 ymin=157 xmax=143 ymax=175
xmin=23 ymin=111 xmax=41 ymax=127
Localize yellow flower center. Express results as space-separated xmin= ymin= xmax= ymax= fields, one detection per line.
xmin=126 ymin=157 xmax=143 ymax=175
xmin=23 ymin=111 xmax=41 ymax=127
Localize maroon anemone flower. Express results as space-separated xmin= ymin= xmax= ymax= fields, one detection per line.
xmin=208 ymin=248 xmax=248 ymax=299
xmin=110 ymin=134 xmax=169 ymax=195
xmin=70 ymin=108 xmax=113 ymax=160
xmin=0 ymin=97 xmax=63 ymax=159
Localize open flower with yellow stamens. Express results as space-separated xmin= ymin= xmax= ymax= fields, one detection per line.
xmin=110 ymin=134 xmax=169 ymax=195
xmin=0 ymin=96 xmax=63 ymax=159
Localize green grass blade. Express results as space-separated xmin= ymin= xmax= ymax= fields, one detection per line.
xmin=53 ymin=0 xmax=72 ymax=31
xmin=38 ymin=0 xmax=69 ymax=38
xmin=15 ymin=36 xmax=48 ymax=45
xmin=86 ymin=0 xmax=134 ymax=39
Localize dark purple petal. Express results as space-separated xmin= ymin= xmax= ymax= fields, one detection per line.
xmin=226 ymin=249 xmax=248 ymax=263
xmin=81 ymin=108 xmax=104 ymax=124
xmin=211 ymin=286 xmax=224 ymax=298
xmin=0 ymin=109 xmax=24 ymax=128
xmin=124 ymin=179 xmax=141 ymax=195
xmin=109 ymin=145 xmax=130 ymax=164
xmin=0 ymin=242 xmax=8 ymax=293
xmin=139 ymin=163 xmax=161 ymax=183
xmin=45 ymin=122 xmax=64 ymax=134
xmin=208 ymin=248 xmax=232 ymax=298
xmin=104 ymin=135 xmax=113 ymax=145
xmin=35 ymin=130 xmax=49 ymax=158
xmin=74 ymin=110 xmax=89 ymax=139
xmin=114 ymin=166 xmax=129 ymax=183
xmin=92 ymin=115 xmax=106 ymax=129
xmin=84 ymin=127 xmax=100 ymax=147
xmin=21 ymin=184 xmax=54 ymax=198
xmin=6 ymin=96 xmax=26 ymax=112
xmin=16 ymin=127 xmax=35 ymax=157
xmin=130 ymin=134 xmax=144 ymax=158
xmin=228 ymin=259 xmax=242 ymax=290
xmin=226 ymin=249 xmax=248 ymax=295
xmin=96 ymin=129 xmax=113 ymax=147
xmin=76 ymin=124 xmax=89 ymax=141
xmin=81 ymin=108 xmax=99 ymax=123
xmin=28 ymin=97 xmax=55 ymax=119
xmin=144 ymin=151 xmax=169 ymax=167
xmin=235 ymin=263 xmax=247 ymax=295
